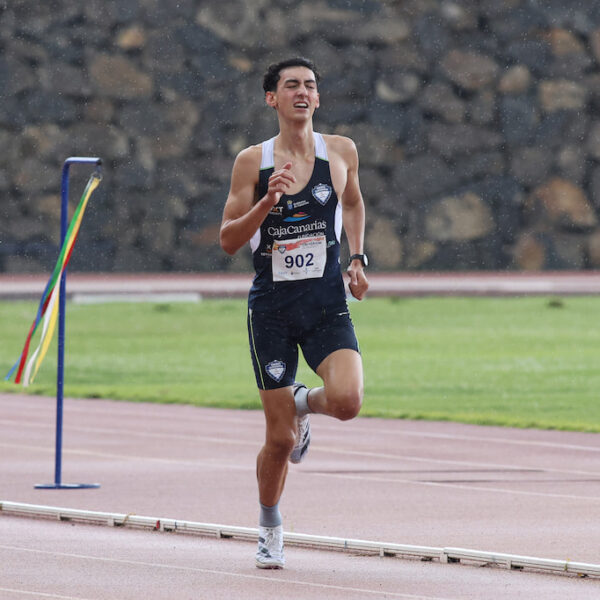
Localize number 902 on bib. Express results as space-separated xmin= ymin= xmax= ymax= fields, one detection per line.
xmin=272 ymin=235 xmax=327 ymax=282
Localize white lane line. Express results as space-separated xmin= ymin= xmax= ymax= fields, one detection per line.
xmin=0 ymin=589 xmax=94 ymax=600
xmin=0 ymin=442 xmax=251 ymax=471
xmin=67 ymin=405 xmax=600 ymax=453
xmin=67 ymin=406 xmax=600 ymax=453
xmin=0 ymin=419 xmax=258 ymax=448
xmin=338 ymin=426 xmax=600 ymax=453
xmin=3 ymin=397 xmax=599 ymax=453
xmin=313 ymin=445 xmax=600 ymax=479
xmin=3 ymin=437 xmax=597 ymax=483
xmin=3 ymin=432 xmax=600 ymax=481
xmin=2 ymin=441 xmax=599 ymax=503
xmin=0 ymin=545 xmax=458 ymax=600
xmin=2 ymin=420 xmax=600 ymax=479
xmin=309 ymin=472 xmax=600 ymax=502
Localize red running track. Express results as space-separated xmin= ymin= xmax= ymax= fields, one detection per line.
xmin=1 ymin=393 xmax=600 ymax=599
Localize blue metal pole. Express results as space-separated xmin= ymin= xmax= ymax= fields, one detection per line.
xmin=54 ymin=161 xmax=71 ymax=486
xmin=36 ymin=157 xmax=101 ymax=490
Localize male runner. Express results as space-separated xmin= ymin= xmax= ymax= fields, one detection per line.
xmin=220 ymin=57 xmax=368 ymax=569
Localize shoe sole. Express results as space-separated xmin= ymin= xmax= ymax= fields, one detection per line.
xmin=256 ymin=560 xmax=284 ymax=569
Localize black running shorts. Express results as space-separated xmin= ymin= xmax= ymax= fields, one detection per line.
xmin=247 ymin=303 xmax=360 ymax=390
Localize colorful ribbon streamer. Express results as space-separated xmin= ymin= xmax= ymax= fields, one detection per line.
xmin=5 ymin=171 xmax=102 ymax=386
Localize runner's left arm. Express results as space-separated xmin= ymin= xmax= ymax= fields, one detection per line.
xmin=340 ymin=140 xmax=369 ymax=301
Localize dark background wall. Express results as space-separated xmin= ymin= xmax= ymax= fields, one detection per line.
xmin=2 ymin=0 xmax=600 ymax=274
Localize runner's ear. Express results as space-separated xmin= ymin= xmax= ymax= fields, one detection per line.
xmin=265 ymin=91 xmax=277 ymax=109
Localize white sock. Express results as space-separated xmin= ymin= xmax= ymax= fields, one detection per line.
xmin=294 ymin=386 xmax=312 ymax=417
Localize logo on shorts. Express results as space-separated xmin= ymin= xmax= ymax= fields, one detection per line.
xmin=312 ymin=183 xmax=332 ymax=205
xmin=265 ymin=360 xmax=286 ymax=382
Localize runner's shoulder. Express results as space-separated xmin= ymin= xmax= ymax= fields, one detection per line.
xmin=321 ymin=134 xmax=357 ymax=156
xmin=321 ymin=134 xmax=358 ymax=166
xmin=231 ymin=144 xmax=262 ymax=181
xmin=235 ymin=143 xmax=262 ymax=167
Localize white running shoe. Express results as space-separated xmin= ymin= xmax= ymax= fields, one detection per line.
xmin=255 ymin=525 xmax=285 ymax=569
xmin=290 ymin=383 xmax=311 ymax=464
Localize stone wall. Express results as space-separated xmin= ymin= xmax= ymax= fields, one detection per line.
xmin=2 ymin=0 xmax=600 ymax=273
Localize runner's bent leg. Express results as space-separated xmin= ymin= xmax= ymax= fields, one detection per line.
xmin=308 ymin=349 xmax=363 ymax=421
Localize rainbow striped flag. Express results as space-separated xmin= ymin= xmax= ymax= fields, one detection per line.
xmin=5 ymin=171 xmax=102 ymax=386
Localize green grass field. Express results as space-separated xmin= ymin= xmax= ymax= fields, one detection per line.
xmin=1 ymin=296 xmax=599 ymax=431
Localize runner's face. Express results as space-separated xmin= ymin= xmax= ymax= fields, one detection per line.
xmin=267 ymin=66 xmax=320 ymax=119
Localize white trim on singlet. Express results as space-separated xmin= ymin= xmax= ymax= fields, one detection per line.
xmin=314 ymin=132 xmax=329 ymax=161
xmin=334 ymin=202 xmax=342 ymax=243
xmin=250 ymin=227 xmax=261 ymax=253
xmin=259 ymin=133 xmax=328 ymax=170
xmin=260 ymin=137 xmax=276 ymax=170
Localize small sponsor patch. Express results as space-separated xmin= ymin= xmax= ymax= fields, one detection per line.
xmin=265 ymin=360 xmax=286 ymax=382
xmin=312 ymin=183 xmax=332 ymax=205
xmin=284 ymin=212 xmax=310 ymax=222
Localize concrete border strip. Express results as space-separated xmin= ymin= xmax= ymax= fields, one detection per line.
xmin=71 ymin=293 xmax=201 ymax=304
xmin=1 ymin=501 xmax=598 ymax=578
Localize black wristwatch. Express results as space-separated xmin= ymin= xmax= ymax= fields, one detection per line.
xmin=349 ymin=253 xmax=368 ymax=267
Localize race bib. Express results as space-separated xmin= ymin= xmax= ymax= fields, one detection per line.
xmin=272 ymin=235 xmax=327 ymax=282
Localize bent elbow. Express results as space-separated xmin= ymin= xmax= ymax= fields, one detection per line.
xmin=220 ymin=239 xmax=236 ymax=256
xmin=219 ymin=231 xmax=237 ymax=256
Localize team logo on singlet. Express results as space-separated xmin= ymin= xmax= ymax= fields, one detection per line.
xmin=265 ymin=360 xmax=286 ymax=382
xmin=312 ymin=183 xmax=332 ymax=205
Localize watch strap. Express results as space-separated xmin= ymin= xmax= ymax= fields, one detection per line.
xmin=349 ymin=254 xmax=367 ymax=267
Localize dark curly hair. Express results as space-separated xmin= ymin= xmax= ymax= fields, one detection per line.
xmin=262 ymin=57 xmax=320 ymax=93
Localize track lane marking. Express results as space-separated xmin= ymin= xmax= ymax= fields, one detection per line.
xmin=0 ymin=544 xmax=459 ymax=600
xmin=3 ymin=396 xmax=600 ymax=451
xmin=0 ymin=589 xmax=94 ymax=600
xmin=2 ymin=441 xmax=600 ymax=503
xmin=0 ymin=442 xmax=251 ymax=471
xmin=312 ymin=445 xmax=600 ymax=478
xmin=3 ymin=401 xmax=600 ymax=452
xmin=308 ymin=471 xmax=600 ymax=502
xmin=3 ymin=438 xmax=599 ymax=481
xmin=2 ymin=420 xmax=600 ymax=479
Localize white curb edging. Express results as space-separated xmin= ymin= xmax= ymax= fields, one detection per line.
xmin=2 ymin=501 xmax=598 ymax=578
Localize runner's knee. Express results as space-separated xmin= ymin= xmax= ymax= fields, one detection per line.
xmin=327 ymin=388 xmax=362 ymax=421
xmin=265 ymin=427 xmax=296 ymax=457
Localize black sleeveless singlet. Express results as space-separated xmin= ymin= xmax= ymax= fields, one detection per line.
xmin=248 ymin=132 xmax=346 ymax=313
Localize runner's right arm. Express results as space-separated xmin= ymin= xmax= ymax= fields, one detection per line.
xmin=220 ymin=148 xmax=295 ymax=255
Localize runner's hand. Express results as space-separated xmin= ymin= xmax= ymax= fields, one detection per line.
xmin=266 ymin=162 xmax=295 ymax=206
xmin=347 ymin=265 xmax=369 ymax=301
